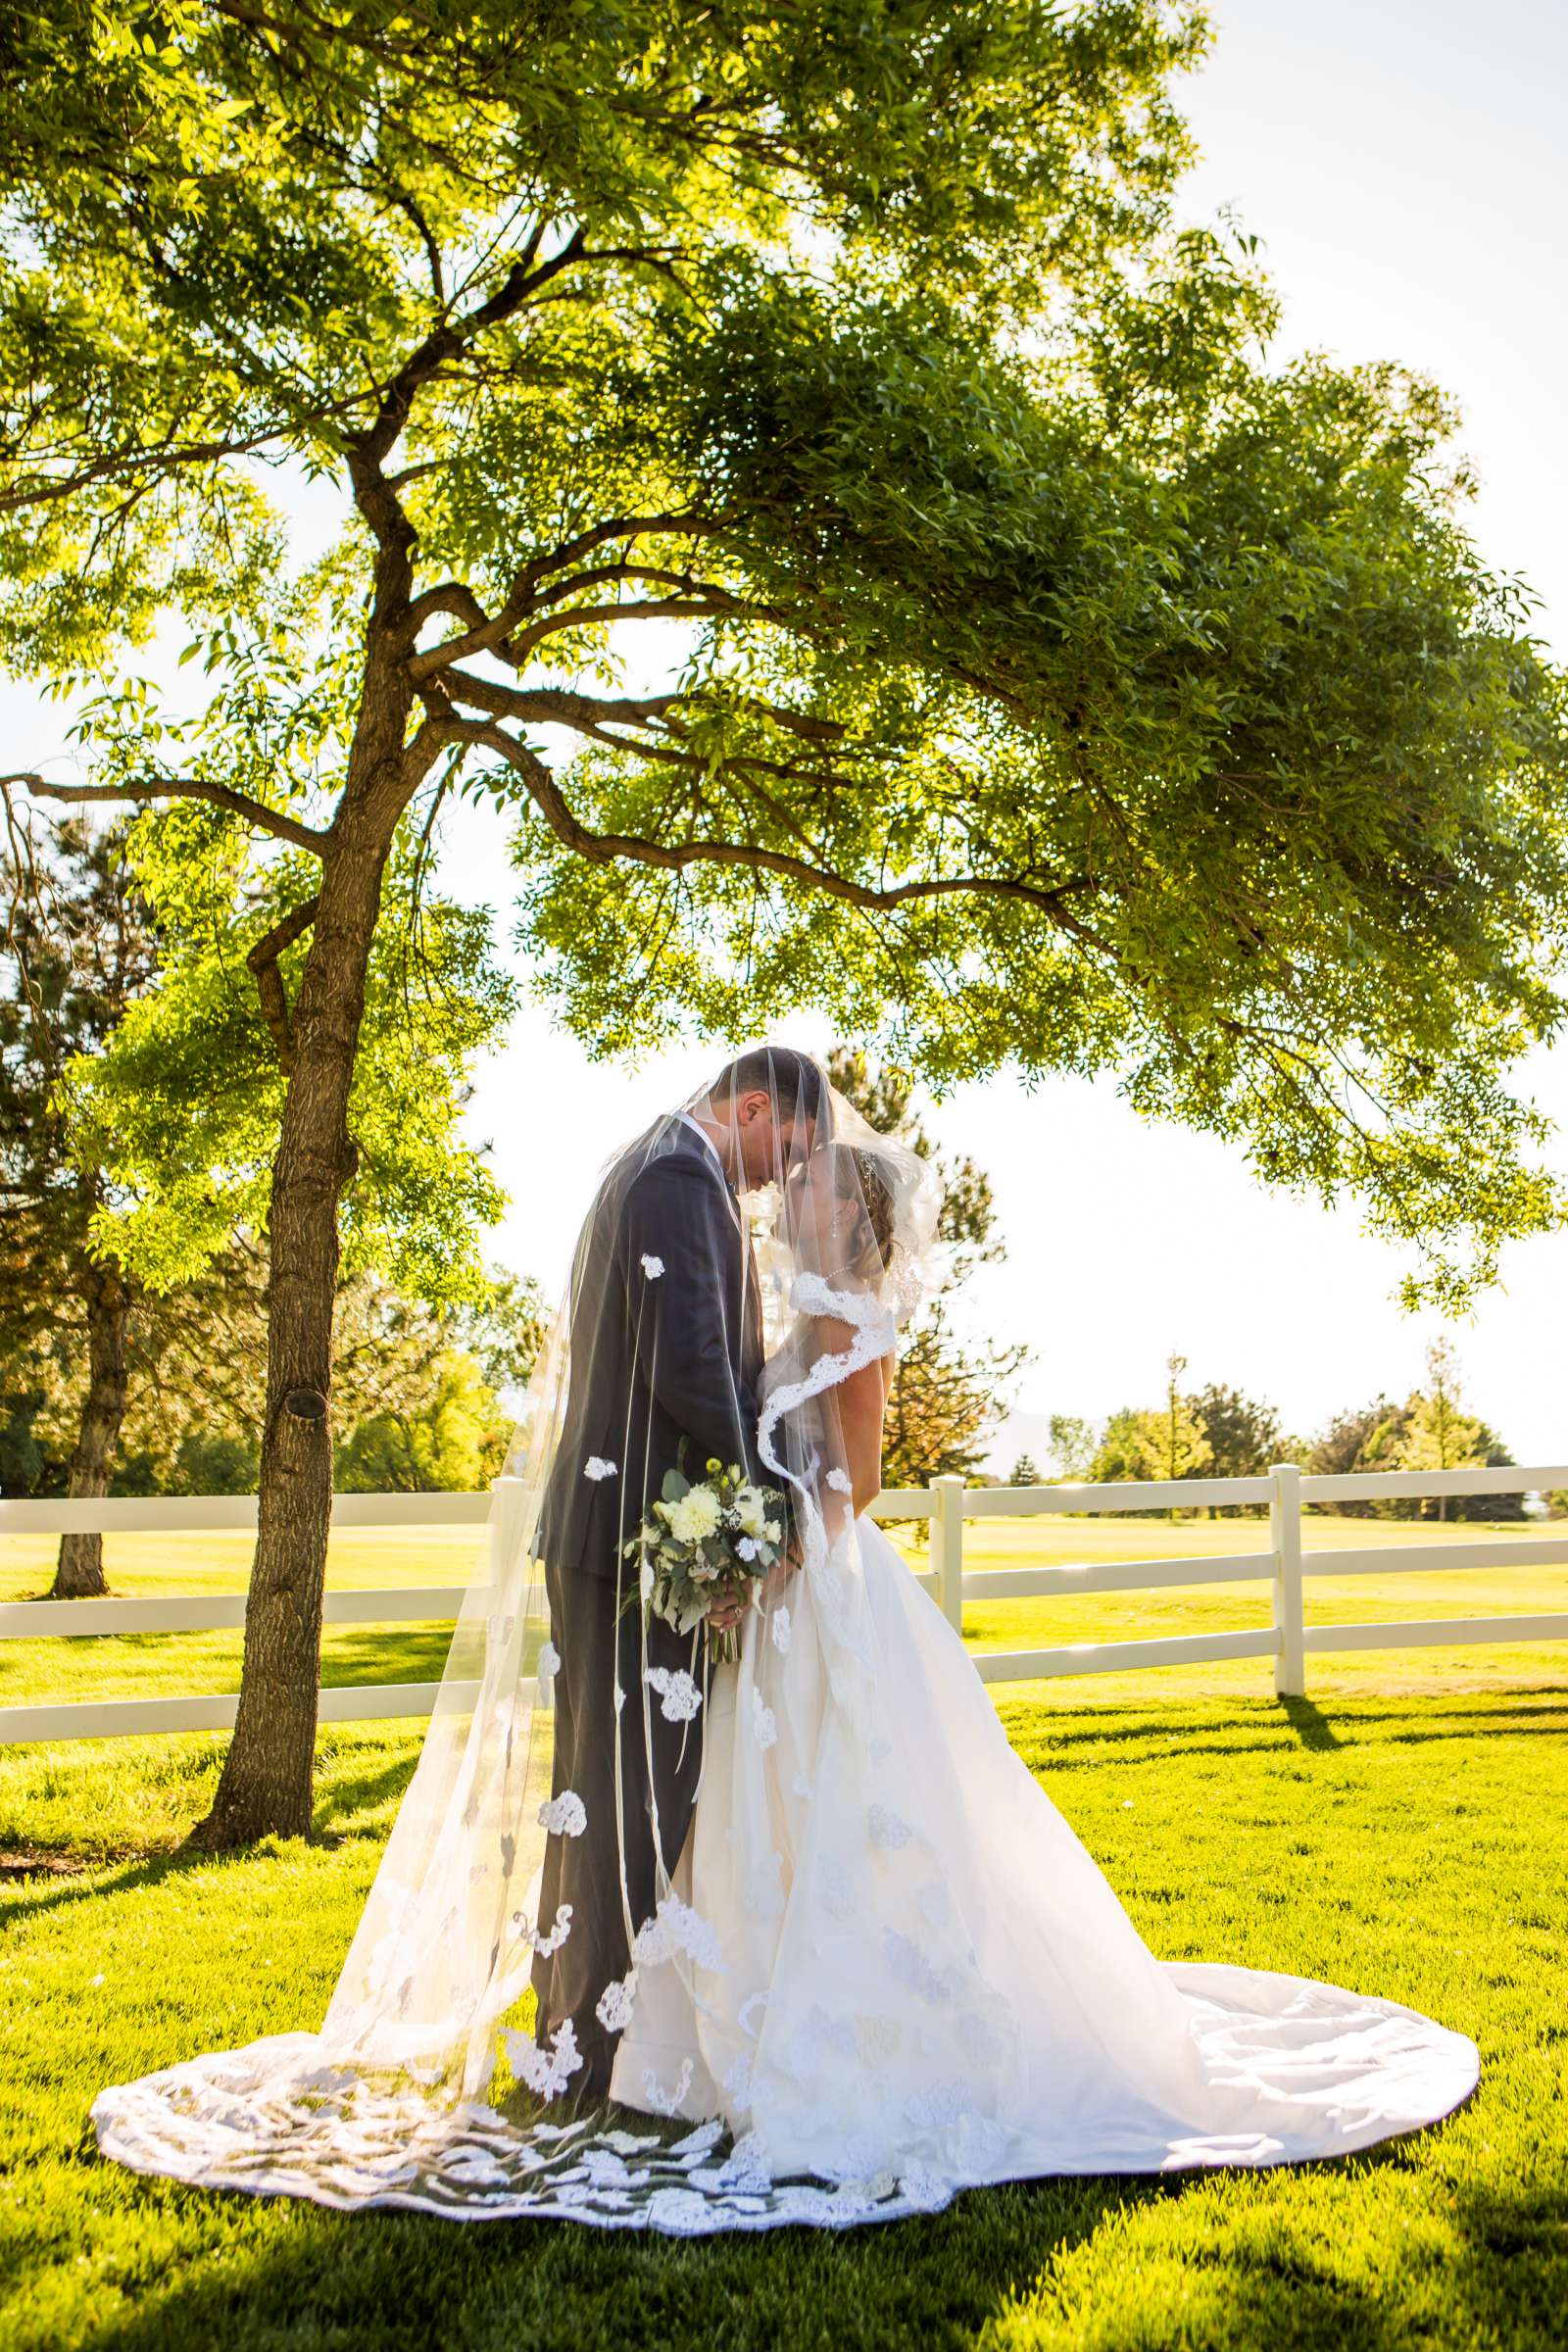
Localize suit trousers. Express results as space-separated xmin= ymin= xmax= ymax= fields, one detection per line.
xmin=529 ymin=1554 xmax=707 ymax=2100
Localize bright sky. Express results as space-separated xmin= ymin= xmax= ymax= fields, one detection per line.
xmin=7 ymin=2 xmax=1566 ymax=1468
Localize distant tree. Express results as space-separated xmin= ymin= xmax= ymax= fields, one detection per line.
xmin=335 ymin=1349 xmax=510 ymax=1494
xmin=1091 ymin=1399 xmax=1209 ymax=1489
xmin=1046 ymin=1414 xmax=1102 ymax=1482
xmin=1305 ymin=1396 xmax=1399 ymax=1519
xmin=1007 ymin=1453 xmax=1043 ymax=1487
xmin=0 ymin=816 xmax=156 ymax=1592
xmin=827 ymin=1048 xmax=1025 ymax=1487
xmin=454 ymin=1270 xmax=550 ymax=1407
xmin=1159 ymin=1356 xmax=1210 ymax=1492
xmin=1089 ymin=1356 xmax=1210 ymax=1515
xmin=1386 ymin=1340 xmax=1518 ymax=1523
xmin=1305 ymin=1352 xmax=1521 ymax=1523
xmin=1193 ymin=1383 xmax=1282 ymax=1479
xmin=331 ymin=1267 xmax=546 ymax=1494
xmin=1190 ymin=1380 xmax=1282 ymax=1516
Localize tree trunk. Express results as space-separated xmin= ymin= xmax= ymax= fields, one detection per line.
xmin=190 ymin=628 xmax=415 ymax=1849
xmin=49 ymin=1263 xmax=132 ymax=1599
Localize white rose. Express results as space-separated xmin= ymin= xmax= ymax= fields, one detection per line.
xmin=763 ymin=1519 xmax=782 ymax=1544
xmin=734 ymin=1490 xmax=767 ymax=1538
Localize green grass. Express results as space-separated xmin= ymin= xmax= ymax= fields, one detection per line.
xmin=1 ymin=1523 xmax=1565 ymax=2348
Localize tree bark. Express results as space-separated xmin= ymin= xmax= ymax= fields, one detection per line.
xmin=189 ymin=620 xmax=416 ymax=1848
xmin=49 ymin=1261 xmax=132 ymax=1599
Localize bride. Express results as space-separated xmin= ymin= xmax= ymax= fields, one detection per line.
xmin=94 ymin=1050 xmax=1478 ymax=2231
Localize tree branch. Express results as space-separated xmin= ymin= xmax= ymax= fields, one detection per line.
xmin=354 ymin=227 xmax=586 ymax=475
xmin=505 ymin=591 xmax=785 ymax=663
xmin=515 ymin=513 xmax=727 ymax=585
xmin=439 ymin=663 xmax=851 ymax=753
xmin=4 ymin=772 xmax=332 ymax=854
xmin=402 ymin=515 xmax=733 ymax=672
xmin=437 ymin=719 xmax=1104 ymax=943
xmin=245 ymin=896 xmax=320 ymax=1077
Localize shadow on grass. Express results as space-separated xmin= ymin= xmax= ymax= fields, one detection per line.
xmin=76 ymin=2137 xmax=1555 ymax=2352
xmin=73 ymin=2170 xmax=1192 ymax=2352
xmin=0 ymin=1840 xmax=238 ymax=1925
xmin=1279 ymin=1694 xmax=1345 ymax=1750
xmin=1003 ymin=1690 xmax=1568 ymax=1771
xmin=0 ymin=1760 xmax=416 ymax=1923
xmin=314 ymin=1748 xmax=422 ymax=1830
xmin=318 ymin=1628 xmax=459 ymax=1683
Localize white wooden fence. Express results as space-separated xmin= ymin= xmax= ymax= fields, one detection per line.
xmin=3 ymin=1463 xmax=1567 ymax=1744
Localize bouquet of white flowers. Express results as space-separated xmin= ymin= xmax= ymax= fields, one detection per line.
xmin=623 ymin=1451 xmax=789 ymax=1663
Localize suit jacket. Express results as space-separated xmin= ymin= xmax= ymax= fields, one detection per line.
xmin=539 ymin=1122 xmax=764 ymax=1583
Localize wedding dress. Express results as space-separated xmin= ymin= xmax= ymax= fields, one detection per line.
xmin=608 ymin=1308 xmax=1479 ymax=2196
xmin=92 ymin=1053 xmax=1478 ymax=2231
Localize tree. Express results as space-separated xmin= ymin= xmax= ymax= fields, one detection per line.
xmin=1047 ymin=1415 xmax=1102 ymax=1483
xmin=826 ymin=1048 xmax=1025 ymax=1485
xmin=1 ymin=808 xmax=523 ymax=1598
xmin=1384 ymin=1340 xmax=1516 ymax=1523
xmin=1090 ymin=1357 xmax=1210 ymax=1513
xmin=1305 ymin=1396 xmax=1398 ymax=1520
xmin=1160 ymin=1357 xmax=1206 ymax=1490
xmin=0 ymin=815 xmax=156 ymax=1593
xmin=335 ymin=1349 xmax=509 ymax=1495
xmin=1008 ymin=1453 xmax=1043 ymax=1487
xmin=332 ymin=1269 xmax=546 ymax=1493
xmin=1396 ymin=1338 xmax=1463 ymax=1522
xmin=1190 ymin=1380 xmax=1282 ymax=1516
xmin=7 ymin=3 xmax=1567 ymax=1839
xmin=1305 ymin=1363 xmax=1521 ymax=1523
xmin=1192 ymin=1384 xmax=1282 ymax=1481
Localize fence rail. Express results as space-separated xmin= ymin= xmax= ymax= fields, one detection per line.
xmin=3 ymin=1464 xmax=1567 ymax=1744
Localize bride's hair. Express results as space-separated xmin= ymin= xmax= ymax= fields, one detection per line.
xmin=835 ymin=1144 xmax=900 ymax=1276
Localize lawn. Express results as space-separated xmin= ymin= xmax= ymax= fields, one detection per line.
xmin=1 ymin=1521 xmax=1565 ymax=2349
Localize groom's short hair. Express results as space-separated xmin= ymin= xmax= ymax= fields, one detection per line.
xmin=711 ymin=1046 xmax=825 ymax=1127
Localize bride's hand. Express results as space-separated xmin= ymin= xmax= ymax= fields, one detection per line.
xmin=708 ymin=1585 xmax=747 ymax=1635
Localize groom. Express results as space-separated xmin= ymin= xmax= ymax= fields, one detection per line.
xmin=530 ymin=1046 xmax=823 ymax=2100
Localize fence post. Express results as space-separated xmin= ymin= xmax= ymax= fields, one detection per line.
xmin=1269 ymin=1460 xmax=1305 ymax=1697
xmin=488 ymin=1473 xmax=525 ymax=1582
xmin=930 ymin=1474 xmax=965 ymax=1636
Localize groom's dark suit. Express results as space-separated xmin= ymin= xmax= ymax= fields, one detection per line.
xmin=530 ymin=1120 xmax=763 ymax=2096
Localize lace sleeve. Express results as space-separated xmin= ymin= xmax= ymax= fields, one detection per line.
xmin=757 ymin=1277 xmax=897 ymax=1483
